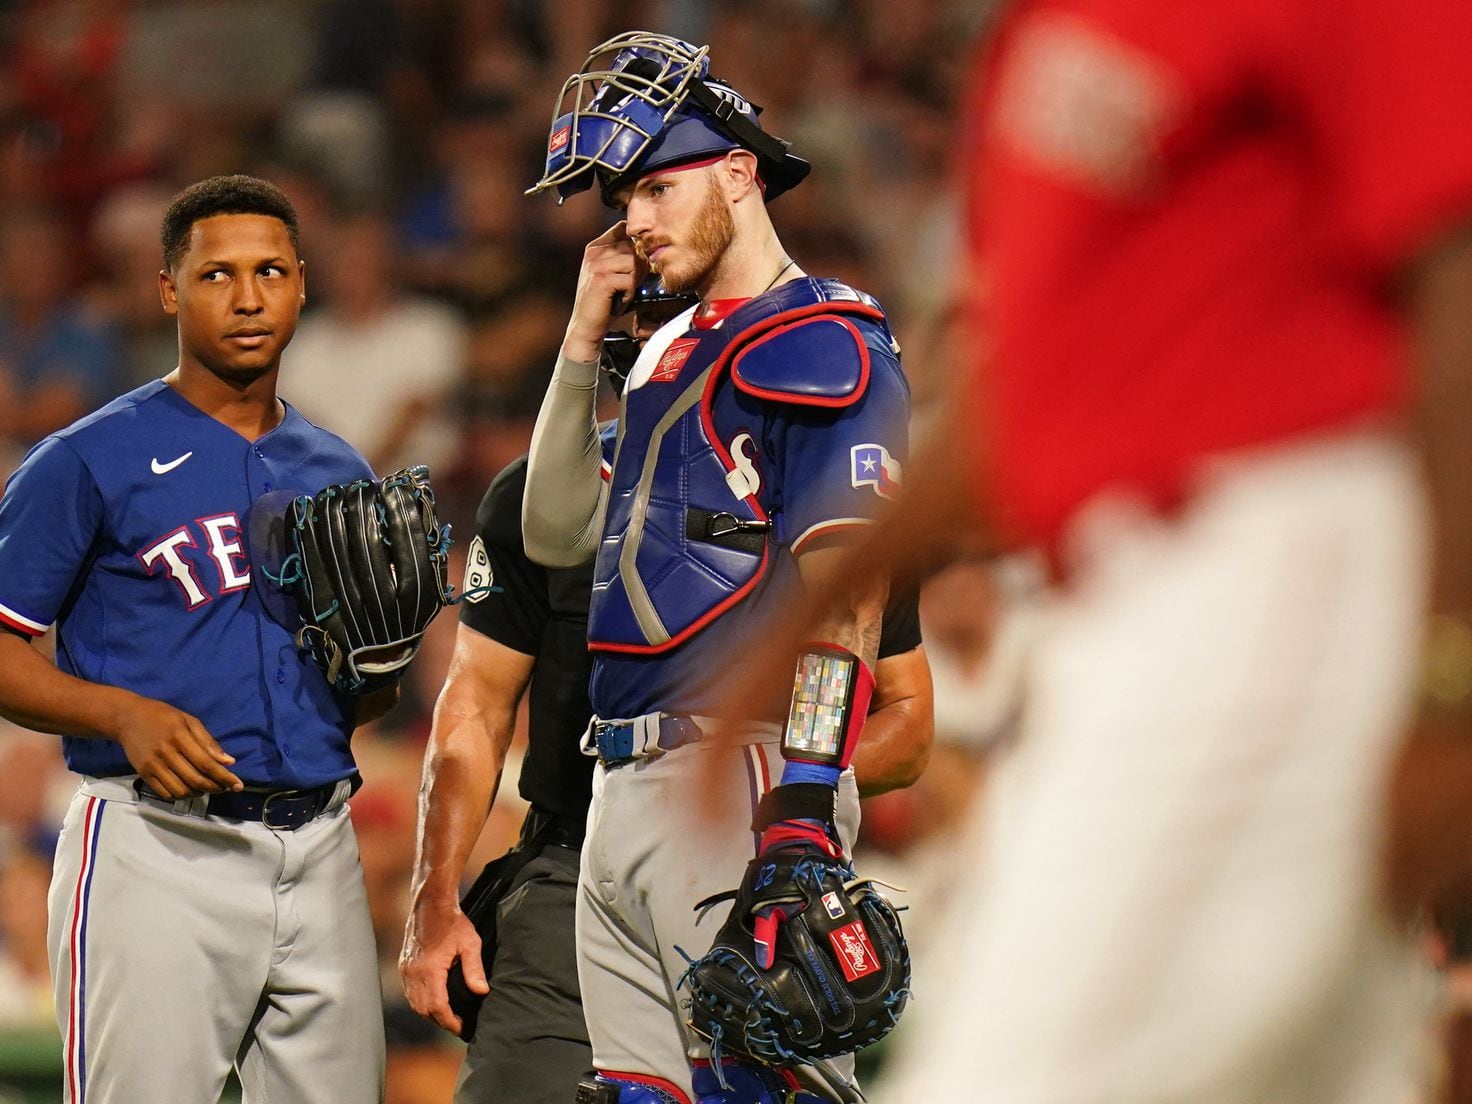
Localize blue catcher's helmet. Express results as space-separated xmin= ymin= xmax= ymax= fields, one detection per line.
xmin=526 ymin=31 xmax=810 ymax=206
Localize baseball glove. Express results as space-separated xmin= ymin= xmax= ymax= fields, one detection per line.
xmin=275 ymin=465 xmax=453 ymax=695
xmin=683 ymin=847 xmax=910 ymax=1073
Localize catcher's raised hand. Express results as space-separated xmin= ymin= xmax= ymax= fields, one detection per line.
xmin=561 ymin=221 xmax=646 ymax=365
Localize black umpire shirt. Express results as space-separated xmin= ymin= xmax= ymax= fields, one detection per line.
xmin=459 ymin=456 xmax=924 ymax=826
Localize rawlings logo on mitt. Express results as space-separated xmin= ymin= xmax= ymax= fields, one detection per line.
xmin=682 ymin=849 xmax=910 ymax=1084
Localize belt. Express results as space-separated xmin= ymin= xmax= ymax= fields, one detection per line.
xmin=133 ymin=775 xmax=358 ymax=831
xmin=519 ymin=804 xmax=586 ymax=851
xmin=591 ymin=714 xmax=704 ymax=767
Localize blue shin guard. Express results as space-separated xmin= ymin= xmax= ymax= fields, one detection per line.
xmin=691 ymin=1059 xmax=829 ymax=1103
xmin=575 ymin=1072 xmax=692 ymax=1104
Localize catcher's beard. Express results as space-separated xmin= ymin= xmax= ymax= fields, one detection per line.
xmin=648 ymin=173 xmax=735 ymax=295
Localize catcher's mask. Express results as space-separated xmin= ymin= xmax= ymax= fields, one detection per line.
xmin=526 ymin=31 xmax=810 ymax=206
xmin=599 ymin=276 xmax=699 ymax=396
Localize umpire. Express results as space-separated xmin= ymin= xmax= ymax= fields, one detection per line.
xmin=399 ymin=447 xmax=932 ymax=1103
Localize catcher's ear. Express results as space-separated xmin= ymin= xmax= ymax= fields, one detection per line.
xmin=298 ymin=258 xmax=307 ymax=307
xmin=159 ymin=269 xmax=178 ymax=316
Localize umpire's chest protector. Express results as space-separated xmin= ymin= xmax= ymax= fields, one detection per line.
xmin=590 ymin=277 xmax=892 ymax=654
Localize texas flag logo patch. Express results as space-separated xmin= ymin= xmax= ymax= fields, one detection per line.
xmin=828 ymin=919 xmax=881 ymax=982
xmin=850 ymin=443 xmax=902 ymax=499
xmin=651 ymin=338 xmax=699 ymax=382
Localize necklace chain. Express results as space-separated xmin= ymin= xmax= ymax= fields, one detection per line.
xmin=760 ymin=257 xmax=795 ymax=295
xmin=697 ymin=257 xmax=795 ymax=319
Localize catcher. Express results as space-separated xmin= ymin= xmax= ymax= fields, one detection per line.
xmin=523 ymin=32 xmax=912 ymax=1104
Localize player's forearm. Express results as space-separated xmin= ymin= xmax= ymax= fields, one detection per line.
xmin=853 ymin=694 xmax=933 ymax=797
xmin=523 ymin=353 xmax=607 ymax=567
xmin=1410 ymin=225 xmax=1472 ymax=624
xmin=0 ymin=632 xmax=137 ymax=741
xmin=409 ymin=697 xmax=517 ymax=909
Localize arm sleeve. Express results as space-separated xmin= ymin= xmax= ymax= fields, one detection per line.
xmin=522 ymin=353 xmax=609 ymax=567
xmin=878 ymin=586 xmax=923 ymax=658
xmin=769 ymin=347 xmax=911 ymax=554
xmin=460 ymin=460 xmax=553 ymax=656
xmin=1303 ymin=0 xmax=1472 ymax=275
xmin=0 ymin=436 xmax=105 ymax=635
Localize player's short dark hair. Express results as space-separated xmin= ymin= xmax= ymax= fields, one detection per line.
xmin=160 ymin=175 xmax=300 ymax=272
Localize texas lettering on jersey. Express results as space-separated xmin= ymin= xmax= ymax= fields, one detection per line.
xmin=137 ymin=513 xmax=251 ymax=609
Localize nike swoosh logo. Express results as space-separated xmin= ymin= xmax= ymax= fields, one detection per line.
xmin=150 ymin=452 xmax=194 ymax=475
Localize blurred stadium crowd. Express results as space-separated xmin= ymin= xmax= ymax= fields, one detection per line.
xmin=0 ymin=1 xmax=1020 ymax=1100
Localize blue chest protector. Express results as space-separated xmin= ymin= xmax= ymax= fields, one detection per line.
xmin=589 ymin=277 xmax=894 ymax=654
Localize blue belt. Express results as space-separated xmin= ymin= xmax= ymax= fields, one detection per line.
xmin=592 ymin=715 xmax=704 ymax=767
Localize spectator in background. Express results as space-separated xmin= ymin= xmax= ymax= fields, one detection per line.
xmin=0 ymin=206 xmax=121 ymax=474
xmin=282 ymin=207 xmax=467 ymax=474
xmin=0 ymin=842 xmax=54 ymax=1031
xmin=86 ymin=183 xmax=178 ymax=388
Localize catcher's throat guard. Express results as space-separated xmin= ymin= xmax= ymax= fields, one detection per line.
xmin=527 ymin=31 xmax=809 ymax=204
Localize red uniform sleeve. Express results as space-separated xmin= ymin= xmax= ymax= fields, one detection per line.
xmin=1300 ymin=0 xmax=1472 ymax=276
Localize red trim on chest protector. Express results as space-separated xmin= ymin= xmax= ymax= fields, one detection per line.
xmin=731 ymin=314 xmax=872 ymax=408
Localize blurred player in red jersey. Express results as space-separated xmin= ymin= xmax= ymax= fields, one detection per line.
xmin=737 ymin=1 xmax=1472 ymax=1101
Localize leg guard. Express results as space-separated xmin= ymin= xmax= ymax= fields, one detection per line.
xmin=691 ymin=1059 xmax=828 ymax=1103
xmin=575 ymin=1071 xmax=692 ymax=1104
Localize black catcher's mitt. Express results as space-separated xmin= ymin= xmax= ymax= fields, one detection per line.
xmin=275 ymin=465 xmax=453 ymax=695
xmin=684 ymin=848 xmax=910 ymax=1076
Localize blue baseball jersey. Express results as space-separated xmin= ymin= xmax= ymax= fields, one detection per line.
xmin=588 ymin=280 xmax=910 ymax=721
xmin=0 ymin=379 xmax=373 ymax=787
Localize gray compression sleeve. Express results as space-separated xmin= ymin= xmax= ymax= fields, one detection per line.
xmin=523 ymin=353 xmax=609 ymax=567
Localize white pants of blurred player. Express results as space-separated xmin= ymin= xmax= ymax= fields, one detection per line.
xmin=887 ymin=429 xmax=1438 ymax=1104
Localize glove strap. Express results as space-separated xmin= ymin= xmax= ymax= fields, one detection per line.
xmin=779 ymin=643 xmax=874 ymax=771
xmin=755 ymin=782 xmax=844 ymax=858
xmin=752 ymin=782 xmax=837 ymax=832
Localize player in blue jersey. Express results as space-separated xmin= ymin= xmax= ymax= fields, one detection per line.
xmin=522 ymin=33 xmax=912 ymax=1104
xmin=0 ymin=175 xmax=390 ymax=1103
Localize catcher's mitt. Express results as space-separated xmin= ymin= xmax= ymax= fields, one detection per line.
xmin=274 ymin=465 xmax=454 ymax=695
xmin=683 ymin=848 xmax=910 ymax=1074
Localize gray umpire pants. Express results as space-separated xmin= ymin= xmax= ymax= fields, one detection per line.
xmin=456 ymin=843 xmax=593 ymax=1103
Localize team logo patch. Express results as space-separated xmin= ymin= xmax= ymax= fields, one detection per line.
xmin=822 ymin=891 xmax=845 ymax=920
xmin=549 ymin=125 xmax=571 ymax=154
xmin=651 ymin=338 xmax=699 ymax=382
xmin=725 ymin=432 xmax=761 ymax=499
xmin=850 ymin=443 xmax=902 ymax=499
xmin=462 ymin=535 xmax=494 ymax=603
xmin=828 ymin=919 xmax=880 ymax=982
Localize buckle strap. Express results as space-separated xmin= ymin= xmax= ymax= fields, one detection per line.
xmin=685 ymin=508 xmax=769 ymax=555
xmin=591 ymin=714 xmax=703 ymax=767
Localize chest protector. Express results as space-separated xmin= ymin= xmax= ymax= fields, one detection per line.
xmin=589 ymin=277 xmax=892 ymax=654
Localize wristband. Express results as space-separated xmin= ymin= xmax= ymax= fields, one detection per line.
xmin=780 ymin=643 xmax=875 ymax=771
xmin=751 ymin=782 xmax=839 ymax=833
